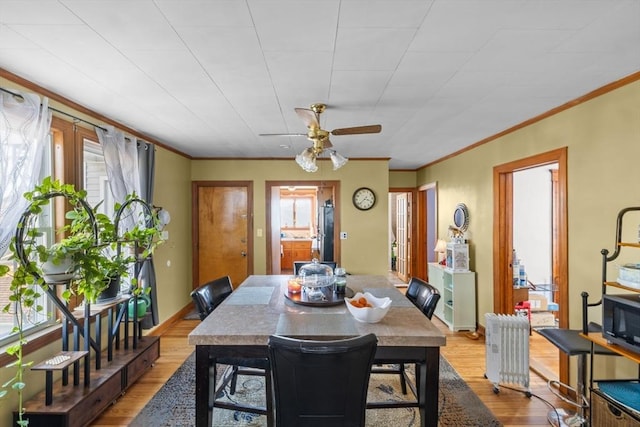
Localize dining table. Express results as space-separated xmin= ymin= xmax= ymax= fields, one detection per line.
xmin=187 ymin=274 xmax=447 ymax=427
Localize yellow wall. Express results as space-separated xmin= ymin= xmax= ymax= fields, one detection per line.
xmin=191 ymin=158 xmax=390 ymax=275
xmin=152 ymin=147 xmax=194 ymax=321
xmin=417 ymin=79 xmax=640 ymax=378
xmin=389 ymin=170 xmax=417 ymax=188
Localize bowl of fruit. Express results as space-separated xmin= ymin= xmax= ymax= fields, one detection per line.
xmin=345 ymin=292 xmax=392 ymax=323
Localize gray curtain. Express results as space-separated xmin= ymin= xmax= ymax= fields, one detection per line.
xmin=96 ymin=126 xmax=159 ymax=327
xmin=136 ymin=141 xmax=159 ymax=327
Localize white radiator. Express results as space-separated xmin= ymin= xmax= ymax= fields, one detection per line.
xmin=485 ymin=313 xmax=530 ymax=394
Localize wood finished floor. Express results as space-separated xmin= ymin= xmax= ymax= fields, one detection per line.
xmin=91 ymin=314 xmax=571 ymax=426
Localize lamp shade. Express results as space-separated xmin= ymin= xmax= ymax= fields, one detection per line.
xmin=434 ymin=239 xmax=447 ymax=253
xmin=295 ymin=148 xmax=317 ymax=172
xmin=330 ymin=150 xmax=348 ymax=170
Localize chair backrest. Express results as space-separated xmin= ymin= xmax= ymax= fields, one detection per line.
xmin=190 ymin=276 xmax=233 ymax=321
xmin=268 ymin=333 xmax=377 ymax=427
xmin=405 ymin=277 xmax=423 ymax=304
xmin=414 ymin=280 xmax=441 ymax=320
xmin=293 ymin=261 xmax=337 ymax=275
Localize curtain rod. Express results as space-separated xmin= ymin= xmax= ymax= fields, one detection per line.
xmin=1 ymin=86 xmax=107 ymax=132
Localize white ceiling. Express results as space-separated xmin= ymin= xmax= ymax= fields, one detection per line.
xmin=1 ymin=0 xmax=638 ymax=169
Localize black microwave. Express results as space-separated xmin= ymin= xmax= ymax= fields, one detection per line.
xmin=602 ymin=293 xmax=640 ymax=354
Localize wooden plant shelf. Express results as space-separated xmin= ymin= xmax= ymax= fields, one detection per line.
xmin=16 ymin=336 xmax=160 ymax=427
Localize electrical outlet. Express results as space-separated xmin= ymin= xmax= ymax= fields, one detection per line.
xmin=340 ymin=232 xmax=348 ymax=239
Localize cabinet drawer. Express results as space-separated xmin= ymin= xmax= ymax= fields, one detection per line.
xmin=592 ymin=389 xmax=640 ymax=427
xmin=292 ymin=241 xmax=311 ymax=249
xmin=69 ymin=373 xmax=122 ymax=427
xmin=125 ymin=339 xmax=160 ymax=386
xmin=292 ymin=248 xmax=311 ymax=259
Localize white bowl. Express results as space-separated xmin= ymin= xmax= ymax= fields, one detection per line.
xmin=345 ymin=292 xmax=392 ymax=323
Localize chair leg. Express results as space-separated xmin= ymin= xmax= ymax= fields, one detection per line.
xmin=265 ymin=368 xmax=274 ymax=427
xmin=398 ymin=363 xmax=408 ymax=395
xmin=229 ymin=365 xmax=239 ymax=395
xmin=546 ymin=354 xmax=589 ymax=426
xmin=208 ymin=363 xmax=217 ymax=416
xmin=413 ymin=363 xmax=421 ymax=400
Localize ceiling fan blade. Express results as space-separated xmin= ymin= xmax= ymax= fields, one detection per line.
xmin=323 ymin=137 xmax=333 ymax=149
xmin=259 ymin=133 xmax=307 ymax=137
xmin=331 ymin=124 xmax=382 ymax=136
xmin=295 ymin=108 xmax=320 ymax=129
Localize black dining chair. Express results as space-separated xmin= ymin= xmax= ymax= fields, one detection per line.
xmin=372 ymin=277 xmax=440 ymax=396
xmin=268 ymin=333 xmax=377 ymax=427
xmin=190 ymin=276 xmax=273 ymax=426
xmin=414 ymin=280 xmax=441 ymax=319
xmin=293 ymin=260 xmax=337 ymax=275
xmin=404 ymin=276 xmax=423 ymax=305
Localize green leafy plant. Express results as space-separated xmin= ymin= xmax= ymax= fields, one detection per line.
xmin=113 ymin=194 xmax=163 ymax=298
xmin=0 ymin=245 xmax=44 ymax=426
xmin=1 ymin=177 xmax=164 ymax=425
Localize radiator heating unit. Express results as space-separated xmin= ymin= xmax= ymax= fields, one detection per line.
xmin=485 ymin=313 xmax=531 ymax=396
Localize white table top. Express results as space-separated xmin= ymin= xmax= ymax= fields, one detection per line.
xmin=188 ymin=275 xmax=446 ymax=348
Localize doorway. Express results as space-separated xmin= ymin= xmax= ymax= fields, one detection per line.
xmin=266 ymin=181 xmax=340 ymax=274
xmin=417 ymin=183 xmax=438 ymax=281
xmin=493 ymin=147 xmax=569 ymax=384
xmin=388 ymin=189 xmax=416 ymax=283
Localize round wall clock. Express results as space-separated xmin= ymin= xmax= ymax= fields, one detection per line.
xmin=352 ymin=187 xmax=376 ymax=211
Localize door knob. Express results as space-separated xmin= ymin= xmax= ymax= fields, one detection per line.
xmin=241 ymin=251 xmax=247 ymax=257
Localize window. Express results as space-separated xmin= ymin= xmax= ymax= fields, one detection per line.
xmin=280 ymin=193 xmax=314 ymax=230
xmin=0 ymin=123 xmax=111 ymax=348
xmin=83 ymin=139 xmax=113 ymax=217
xmin=0 ymin=133 xmax=57 ymax=346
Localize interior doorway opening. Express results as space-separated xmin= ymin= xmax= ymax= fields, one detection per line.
xmin=388 ymin=189 xmax=420 ymax=284
xmin=493 ymin=147 xmax=568 ymax=386
xmin=266 ymin=181 xmax=340 ymax=275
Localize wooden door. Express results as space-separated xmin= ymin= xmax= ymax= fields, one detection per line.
xmin=396 ymin=193 xmax=409 ymax=282
xmin=192 ymin=182 xmax=252 ymax=289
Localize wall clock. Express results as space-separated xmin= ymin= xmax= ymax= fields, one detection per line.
xmin=352 ymin=187 xmax=376 ymax=211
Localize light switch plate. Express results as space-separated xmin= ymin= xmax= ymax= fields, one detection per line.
xmin=340 ymin=232 xmax=347 ymax=239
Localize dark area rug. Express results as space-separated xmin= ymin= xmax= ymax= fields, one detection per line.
xmin=131 ymin=352 xmax=502 ymax=426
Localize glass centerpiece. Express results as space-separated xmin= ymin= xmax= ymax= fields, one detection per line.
xmin=297 ymin=259 xmax=335 ymax=300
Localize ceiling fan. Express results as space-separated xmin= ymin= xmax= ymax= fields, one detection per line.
xmin=260 ymin=103 xmax=382 ymax=172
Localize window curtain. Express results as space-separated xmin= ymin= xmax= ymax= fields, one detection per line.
xmin=96 ymin=126 xmax=159 ymax=327
xmin=0 ymin=90 xmax=51 ymax=257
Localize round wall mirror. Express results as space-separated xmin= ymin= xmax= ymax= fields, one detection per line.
xmin=453 ymin=203 xmax=469 ymax=232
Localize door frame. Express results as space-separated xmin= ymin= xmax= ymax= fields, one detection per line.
xmin=265 ymin=181 xmax=340 ymax=274
xmin=389 ymin=188 xmax=417 ymax=281
xmin=415 ymin=183 xmax=437 ymax=281
xmin=493 ymin=147 xmax=568 ymax=381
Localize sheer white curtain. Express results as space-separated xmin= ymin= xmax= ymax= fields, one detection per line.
xmin=95 ymin=126 xmax=142 ymax=232
xmin=96 ymin=125 xmax=159 ymax=326
xmin=0 ymin=90 xmax=51 ymax=257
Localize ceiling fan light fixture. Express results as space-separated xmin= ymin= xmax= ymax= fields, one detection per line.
xmin=330 ymin=150 xmax=348 ymax=170
xmin=296 ymin=147 xmax=318 ymax=172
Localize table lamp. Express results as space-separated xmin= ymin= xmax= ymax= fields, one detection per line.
xmin=434 ymin=239 xmax=447 ymax=265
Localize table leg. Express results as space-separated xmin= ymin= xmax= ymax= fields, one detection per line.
xmin=419 ymin=347 xmax=440 ymax=427
xmin=195 ymin=346 xmax=211 ymax=427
